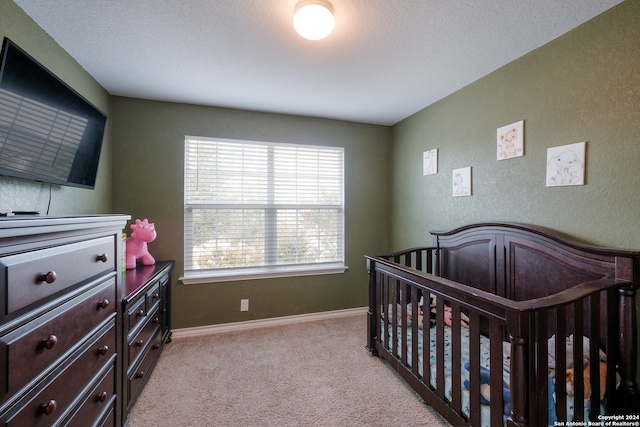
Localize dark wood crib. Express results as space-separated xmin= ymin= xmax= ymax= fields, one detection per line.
xmin=366 ymin=223 xmax=640 ymax=427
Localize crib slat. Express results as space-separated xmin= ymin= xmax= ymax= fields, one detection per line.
xmin=605 ymin=288 xmax=619 ymax=414
xmin=525 ymin=316 xmax=537 ymax=426
xmin=383 ymin=274 xmax=390 ymax=350
xmin=589 ymin=294 xmax=601 ymax=419
xmin=392 ymin=281 xmax=398 ymax=356
xmin=436 ymin=297 xmax=446 ymax=397
xmin=533 ymin=310 xmax=548 ymax=427
xmin=573 ymin=301 xmax=585 ymax=421
xmin=555 ymin=305 xmax=567 ymax=422
xmin=423 ymin=308 xmax=431 ymax=387
xmin=411 ymin=287 xmax=420 ymax=377
xmin=468 ymin=311 xmax=481 ymax=427
xmin=400 ymin=281 xmax=408 ymax=364
xmin=490 ymin=318 xmax=504 ymax=427
xmin=375 ymin=272 xmax=388 ymax=350
xmin=450 ymin=302 xmax=462 ymax=413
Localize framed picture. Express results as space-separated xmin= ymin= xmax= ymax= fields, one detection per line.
xmin=452 ymin=167 xmax=471 ymax=197
xmin=497 ymin=120 xmax=524 ymax=160
xmin=423 ymin=149 xmax=438 ymax=175
xmin=546 ymin=141 xmax=586 ymax=187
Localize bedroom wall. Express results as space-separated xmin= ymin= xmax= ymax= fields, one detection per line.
xmin=390 ymin=0 xmax=640 ymax=251
xmin=390 ymin=1 xmax=640 ymax=381
xmin=0 ymin=1 xmax=113 ymax=215
xmin=111 ymin=97 xmax=391 ymax=329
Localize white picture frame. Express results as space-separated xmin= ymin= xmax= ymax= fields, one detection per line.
xmin=452 ymin=167 xmax=471 ymax=197
xmin=546 ymin=141 xmax=586 ymax=187
xmin=497 ymin=120 xmax=524 ymax=160
xmin=423 ymin=149 xmax=438 ymax=175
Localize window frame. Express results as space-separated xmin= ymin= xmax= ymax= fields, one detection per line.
xmin=181 ymin=136 xmax=347 ymax=284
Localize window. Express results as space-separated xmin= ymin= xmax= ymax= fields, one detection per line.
xmin=182 ymin=136 xmax=345 ymax=284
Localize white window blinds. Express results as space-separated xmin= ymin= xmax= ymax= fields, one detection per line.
xmin=183 ymin=136 xmax=345 ymax=283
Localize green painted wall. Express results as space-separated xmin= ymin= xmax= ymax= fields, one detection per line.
xmin=391 ymin=1 xmax=640 ymax=251
xmin=0 ymin=1 xmax=113 ymax=214
xmin=111 ymin=97 xmax=391 ymax=328
xmin=390 ymin=1 xmax=640 ymax=380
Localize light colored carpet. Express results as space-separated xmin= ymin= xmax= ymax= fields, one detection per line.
xmin=126 ymin=314 xmax=448 ymax=427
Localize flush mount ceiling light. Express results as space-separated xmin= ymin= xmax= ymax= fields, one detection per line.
xmin=293 ymin=0 xmax=335 ymax=41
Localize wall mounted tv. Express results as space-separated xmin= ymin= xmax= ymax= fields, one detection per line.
xmin=0 ymin=37 xmax=107 ymax=190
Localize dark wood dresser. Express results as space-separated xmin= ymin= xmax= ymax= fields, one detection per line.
xmin=0 ymin=215 xmax=128 ymax=426
xmin=0 ymin=215 xmax=173 ymax=427
xmin=122 ymin=261 xmax=173 ymax=426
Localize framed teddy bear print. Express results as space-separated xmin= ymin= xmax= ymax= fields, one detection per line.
xmin=497 ymin=120 xmax=524 ymax=160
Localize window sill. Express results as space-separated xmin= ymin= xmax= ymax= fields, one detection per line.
xmin=180 ymin=264 xmax=349 ymax=284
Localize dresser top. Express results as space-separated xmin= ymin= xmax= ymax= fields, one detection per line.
xmin=0 ymin=214 xmax=130 ymax=225
xmin=124 ymin=261 xmax=174 ymax=301
xmin=0 ymin=215 xmax=130 ymax=239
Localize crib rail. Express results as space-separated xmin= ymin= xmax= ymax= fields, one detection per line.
xmin=366 ymin=253 xmax=638 ymax=427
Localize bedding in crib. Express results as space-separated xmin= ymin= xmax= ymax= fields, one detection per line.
xmin=385 ymin=313 xmax=604 ymax=427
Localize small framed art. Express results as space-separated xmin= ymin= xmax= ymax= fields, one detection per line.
xmin=497 ymin=120 xmax=524 ymax=160
xmin=546 ymin=141 xmax=586 ymax=187
xmin=423 ymin=149 xmax=438 ymax=175
xmin=452 ymin=167 xmax=471 ymax=197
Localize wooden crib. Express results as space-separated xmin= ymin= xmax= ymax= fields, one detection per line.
xmin=365 ymin=223 xmax=640 ymax=427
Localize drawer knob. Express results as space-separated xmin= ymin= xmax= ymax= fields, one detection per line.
xmin=135 ymin=371 xmax=145 ymax=379
xmin=136 ymin=309 xmax=145 ymax=317
xmin=97 ymin=345 xmax=109 ymax=356
xmin=96 ymin=253 xmax=108 ymax=263
xmin=153 ymin=293 xmax=160 ymax=300
xmin=97 ymin=392 xmax=108 ymax=403
xmin=135 ymin=339 xmax=144 ymax=347
xmin=40 ymin=335 xmax=58 ymax=350
xmin=152 ymin=317 xmax=160 ymax=324
xmin=37 ymin=271 xmax=57 ymax=284
xmin=39 ymin=399 xmax=57 ymax=415
xmin=97 ymin=299 xmax=110 ymax=309
xmin=152 ymin=343 xmax=160 ymax=350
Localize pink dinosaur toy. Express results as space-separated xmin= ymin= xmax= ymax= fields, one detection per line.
xmin=126 ymin=218 xmax=157 ymax=269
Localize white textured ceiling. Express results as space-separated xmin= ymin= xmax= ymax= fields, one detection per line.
xmin=13 ymin=0 xmax=623 ymax=126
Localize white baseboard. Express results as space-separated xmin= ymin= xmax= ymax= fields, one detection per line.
xmin=172 ymin=306 xmax=368 ymax=339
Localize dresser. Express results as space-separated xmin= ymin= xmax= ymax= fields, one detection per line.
xmin=0 ymin=215 xmax=128 ymax=426
xmin=121 ymin=261 xmax=173 ymax=426
xmin=0 ymin=215 xmax=173 ymax=427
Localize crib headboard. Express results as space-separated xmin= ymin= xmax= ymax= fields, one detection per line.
xmin=431 ymin=222 xmax=640 ymax=301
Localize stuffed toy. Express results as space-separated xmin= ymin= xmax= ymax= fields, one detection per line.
xmin=126 ymin=218 xmax=157 ymax=269
xmin=463 ymin=363 xmax=559 ymax=422
xmin=566 ymin=361 xmax=619 ymax=400
xmin=463 ymin=363 xmax=511 ymax=416
xmin=426 ymin=294 xmax=470 ymax=328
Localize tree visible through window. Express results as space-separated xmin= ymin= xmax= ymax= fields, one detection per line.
xmin=184 ymin=136 xmax=345 ymax=282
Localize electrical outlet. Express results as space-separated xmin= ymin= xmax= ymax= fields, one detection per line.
xmin=240 ymin=299 xmax=249 ymax=311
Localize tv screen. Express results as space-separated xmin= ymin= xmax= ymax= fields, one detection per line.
xmin=0 ymin=38 xmax=107 ymax=189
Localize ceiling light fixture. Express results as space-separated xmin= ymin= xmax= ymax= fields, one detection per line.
xmin=293 ymin=0 xmax=335 ymax=41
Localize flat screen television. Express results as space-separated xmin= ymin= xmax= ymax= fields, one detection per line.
xmin=0 ymin=37 xmax=107 ymax=190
